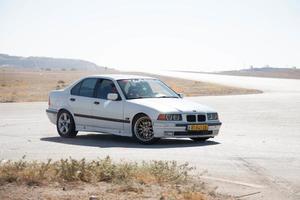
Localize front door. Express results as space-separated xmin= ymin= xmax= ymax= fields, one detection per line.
xmin=90 ymin=79 xmax=124 ymax=133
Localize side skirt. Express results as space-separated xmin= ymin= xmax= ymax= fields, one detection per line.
xmin=76 ymin=125 xmax=131 ymax=136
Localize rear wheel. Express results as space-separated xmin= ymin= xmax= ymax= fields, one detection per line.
xmin=133 ymin=115 xmax=159 ymax=144
xmin=56 ymin=110 xmax=78 ymax=138
xmin=190 ymin=137 xmax=210 ymax=142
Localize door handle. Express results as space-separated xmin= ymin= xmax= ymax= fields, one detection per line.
xmin=70 ymin=98 xmax=76 ymax=101
xmin=94 ymin=101 xmax=100 ymax=105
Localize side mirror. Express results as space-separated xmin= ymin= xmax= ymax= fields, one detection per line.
xmin=107 ymin=93 xmax=119 ymax=101
xmin=178 ymin=93 xmax=184 ymax=98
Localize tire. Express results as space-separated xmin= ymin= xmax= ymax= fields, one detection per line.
xmin=190 ymin=137 xmax=210 ymax=142
xmin=132 ymin=114 xmax=160 ymax=144
xmin=56 ymin=110 xmax=78 ymax=138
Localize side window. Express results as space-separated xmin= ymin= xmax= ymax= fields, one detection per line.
xmin=70 ymin=81 xmax=82 ymax=96
xmin=95 ymin=79 xmax=119 ymax=100
xmin=79 ymin=78 xmax=98 ymax=97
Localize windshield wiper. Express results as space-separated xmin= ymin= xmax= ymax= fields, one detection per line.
xmin=157 ymin=96 xmax=178 ymax=98
xmin=127 ymin=96 xmax=152 ymax=99
xmin=128 ymin=96 xmax=178 ymax=99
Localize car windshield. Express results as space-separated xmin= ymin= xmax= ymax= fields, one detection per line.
xmin=117 ymin=79 xmax=179 ymax=99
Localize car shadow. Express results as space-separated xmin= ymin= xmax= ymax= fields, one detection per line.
xmin=40 ymin=133 xmax=220 ymax=148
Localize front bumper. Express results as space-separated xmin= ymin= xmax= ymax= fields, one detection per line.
xmin=153 ymin=121 xmax=222 ymax=138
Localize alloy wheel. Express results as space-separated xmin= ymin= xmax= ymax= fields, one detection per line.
xmin=134 ymin=116 xmax=154 ymax=142
xmin=58 ymin=112 xmax=71 ymax=135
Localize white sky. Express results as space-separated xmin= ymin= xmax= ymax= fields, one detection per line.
xmin=0 ymin=0 xmax=299 ymax=72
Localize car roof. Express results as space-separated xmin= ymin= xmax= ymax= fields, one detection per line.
xmin=84 ymin=74 xmax=157 ymax=80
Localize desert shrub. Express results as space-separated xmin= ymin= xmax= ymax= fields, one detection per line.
xmin=57 ymin=80 xmax=65 ymax=84
xmin=0 ymin=157 xmax=192 ymax=186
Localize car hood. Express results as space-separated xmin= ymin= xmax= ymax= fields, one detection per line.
xmin=128 ymin=98 xmax=216 ymax=113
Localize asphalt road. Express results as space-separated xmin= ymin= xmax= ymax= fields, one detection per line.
xmin=0 ymin=72 xmax=300 ymax=200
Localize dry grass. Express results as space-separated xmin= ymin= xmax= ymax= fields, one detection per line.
xmin=0 ymin=68 xmax=103 ymax=102
xmin=0 ymin=157 xmax=190 ymax=185
xmin=0 ymin=68 xmax=261 ymax=103
xmin=0 ymin=157 xmax=234 ymax=200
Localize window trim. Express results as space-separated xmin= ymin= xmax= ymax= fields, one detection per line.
xmin=94 ymin=78 xmax=122 ymax=101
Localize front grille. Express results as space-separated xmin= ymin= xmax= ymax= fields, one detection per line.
xmin=174 ymin=131 xmax=213 ymax=136
xmin=186 ymin=114 xmax=206 ymax=122
xmin=186 ymin=115 xmax=196 ymax=122
xmin=197 ymin=115 xmax=206 ymax=122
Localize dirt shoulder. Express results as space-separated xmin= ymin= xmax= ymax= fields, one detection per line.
xmin=177 ymin=68 xmax=300 ymax=80
xmin=218 ymin=70 xmax=300 ymax=79
xmin=216 ymin=68 xmax=300 ymax=80
xmin=129 ymin=72 xmax=261 ymax=97
xmin=0 ymin=182 xmax=227 ymax=200
xmin=0 ymin=68 xmax=261 ymax=103
xmin=0 ymin=157 xmax=233 ymax=200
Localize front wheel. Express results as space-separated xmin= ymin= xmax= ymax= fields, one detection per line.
xmin=190 ymin=137 xmax=210 ymax=142
xmin=133 ymin=115 xmax=159 ymax=144
xmin=56 ymin=110 xmax=78 ymax=138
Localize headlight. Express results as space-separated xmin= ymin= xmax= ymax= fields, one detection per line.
xmin=207 ymin=113 xmax=218 ymax=120
xmin=157 ymin=114 xmax=182 ymax=121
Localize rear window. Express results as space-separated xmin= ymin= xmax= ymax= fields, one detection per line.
xmin=79 ymin=78 xmax=98 ymax=97
xmin=70 ymin=81 xmax=82 ymax=95
xmin=70 ymin=78 xmax=98 ymax=97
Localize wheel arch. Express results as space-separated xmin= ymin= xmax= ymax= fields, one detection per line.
xmin=130 ymin=112 xmax=160 ymax=144
xmin=131 ymin=112 xmax=149 ymax=135
xmin=57 ymin=108 xmax=72 ymax=116
xmin=57 ymin=108 xmax=76 ymax=129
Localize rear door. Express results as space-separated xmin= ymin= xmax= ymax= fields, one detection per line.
xmin=69 ymin=78 xmax=98 ymax=126
xmin=90 ymin=79 xmax=125 ymax=133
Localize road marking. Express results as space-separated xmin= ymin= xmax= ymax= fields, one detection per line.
xmin=200 ymin=175 xmax=265 ymax=188
xmin=235 ymin=191 xmax=261 ymax=198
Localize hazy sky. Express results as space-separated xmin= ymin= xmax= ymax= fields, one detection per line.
xmin=0 ymin=0 xmax=299 ymax=72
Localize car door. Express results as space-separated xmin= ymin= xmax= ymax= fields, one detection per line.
xmin=90 ymin=78 xmax=125 ymax=133
xmin=69 ymin=78 xmax=98 ymax=126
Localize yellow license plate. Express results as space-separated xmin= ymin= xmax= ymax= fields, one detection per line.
xmin=188 ymin=124 xmax=208 ymax=131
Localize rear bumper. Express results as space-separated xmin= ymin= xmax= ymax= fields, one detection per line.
xmin=153 ymin=121 xmax=222 ymax=138
xmin=46 ymin=109 xmax=58 ymax=125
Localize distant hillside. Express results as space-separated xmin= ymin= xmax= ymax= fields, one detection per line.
xmin=218 ymin=67 xmax=300 ymax=80
xmin=0 ymin=54 xmax=105 ymax=71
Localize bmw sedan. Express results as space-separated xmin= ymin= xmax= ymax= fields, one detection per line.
xmin=46 ymin=74 xmax=222 ymax=144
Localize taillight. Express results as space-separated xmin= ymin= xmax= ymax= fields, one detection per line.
xmin=48 ymin=96 xmax=50 ymax=106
